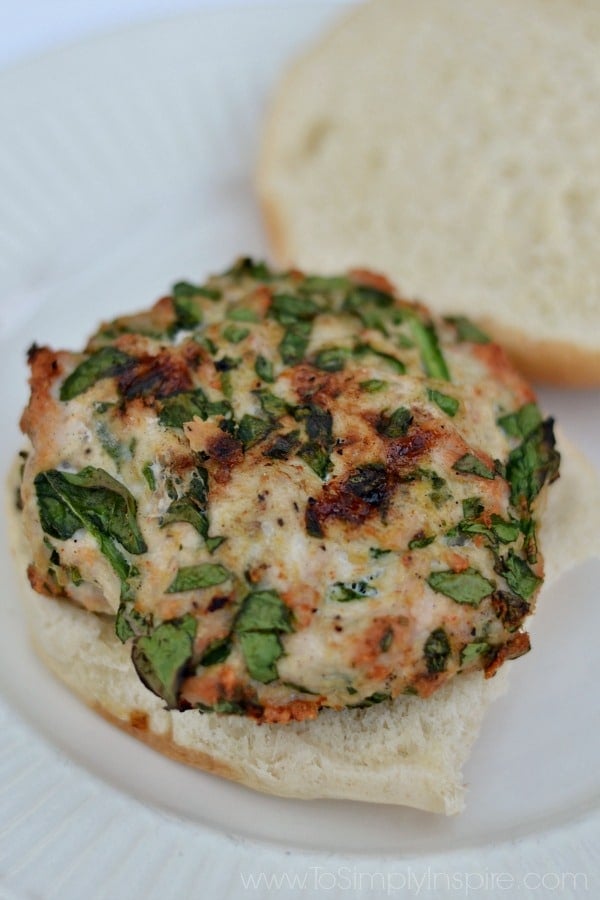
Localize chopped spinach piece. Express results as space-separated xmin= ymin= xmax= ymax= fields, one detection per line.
xmin=497 ymin=550 xmax=541 ymax=600
xmin=115 ymin=596 xmax=151 ymax=643
xmin=408 ymin=533 xmax=435 ymax=550
xmin=279 ymin=321 xmax=312 ymax=366
xmin=270 ymin=293 xmax=320 ymax=324
xmin=142 ymin=463 xmax=156 ymax=491
xmin=369 ymin=546 xmax=391 ymax=559
xmin=445 ymin=315 xmax=490 ymax=344
xmin=131 ymin=615 xmax=196 ymax=708
xmin=263 ymin=430 xmax=301 ymax=460
xmin=189 ymin=467 xmax=209 ymax=505
xmin=96 ymin=421 xmax=124 ymax=465
xmin=359 ymin=379 xmax=388 ymax=392
xmin=295 ymin=404 xmax=334 ymax=479
xmin=234 ymin=590 xmax=294 ymax=634
xmin=424 ymin=628 xmax=451 ymax=673
xmin=60 ymin=347 xmax=133 ymax=401
xmin=460 ymin=641 xmax=490 ymax=666
xmin=506 ymin=418 xmax=560 ymax=508
xmin=234 ymin=589 xmax=294 ymax=684
xmin=68 ymin=565 xmax=83 ymax=586
xmin=171 ymin=294 xmax=203 ymax=332
xmin=199 ymin=636 xmax=232 ymax=667
xmin=205 ymin=536 xmax=226 ymax=554
xmin=253 ymin=388 xmax=288 ymax=421
xmin=238 ymin=632 xmax=283 ymax=683
xmin=237 ymin=414 xmax=276 ymax=450
xmin=301 ymin=274 xmax=351 ymax=293
xmin=161 ymin=497 xmax=209 ymax=539
xmin=457 ymin=513 xmax=519 ymax=547
xmin=427 ymin=568 xmax=495 ymax=606
xmin=313 ymin=347 xmax=351 ymax=372
xmin=159 ymin=389 xmax=230 ymax=428
xmin=427 ymin=388 xmax=459 ymax=417
xmin=254 ymin=354 xmax=275 ymax=383
xmin=490 ymin=515 xmax=521 ymax=544
xmin=226 ymin=306 xmax=260 ymax=323
xmin=348 ymin=284 xmax=395 ymax=308
xmin=462 ymin=496 xmax=484 ymax=520
xmin=520 ymin=516 xmax=539 ymax=564
xmin=327 ymin=580 xmax=377 ymax=602
xmin=456 ymin=521 xmax=493 ymax=541
xmin=418 ymin=468 xmax=452 ymax=507
xmin=376 ymin=406 xmax=413 ymax=439
xmin=194 ymin=335 xmax=217 ymax=355
xmin=167 ymin=563 xmax=231 ymax=593
xmin=173 ymin=280 xmax=220 ymax=301
xmin=497 ymin=403 xmax=542 ymax=439
xmin=296 ymin=404 xmax=333 ymax=445
xmin=34 ymin=467 xmax=147 ymax=587
xmin=223 ymin=324 xmax=250 ymax=344
xmin=352 ymin=691 xmax=391 ymax=708
xmin=298 ymin=443 xmax=333 ymax=479
xmin=227 ymin=257 xmax=273 ymax=280
xmin=409 ymin=318 xmax=450 ymax=381
xmin=343 ymin=285 xmax=394 ymax=334
xmin=354 ymin=342 xmax=405 ymax=374
xmin=453 ymin=453 xmax=496 ymax=479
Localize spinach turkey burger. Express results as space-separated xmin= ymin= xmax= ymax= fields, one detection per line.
xmin=18 ymin=259 xmax=559 ymax=732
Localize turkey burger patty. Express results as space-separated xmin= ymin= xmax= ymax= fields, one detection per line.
xmin=19 ymin=259 xmax=559 ymax=723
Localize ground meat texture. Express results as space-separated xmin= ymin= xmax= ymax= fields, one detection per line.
xmin=19 ymin=259 xmax=559 ymax=721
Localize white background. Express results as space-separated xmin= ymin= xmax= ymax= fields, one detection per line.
xmin=1 ymin=0 xmax=351 ymax=71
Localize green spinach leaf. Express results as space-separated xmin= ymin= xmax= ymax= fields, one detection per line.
xmin=234 ymin=589 xmax=294 ymax=684
xmin=427 ymin=388 xmax=459 ymax=417
xmin=234 ymin=590 xmax=294 ymax=633
xmin=326 ymin=581 xmax=377 ymax=602
xmin=254 ymin=354 xmax=275 ymax=383
xmin=497 ymin=550 xmax=542 ymax=600
xmin=376 ymin=406 xmax=413 ymax=438
xmin=34 ymin=467 xmax=147 ymax=580
xmin=453 ymin=453 xmax=496 ymax=479
xmin=427 ymin=568 xmax=495 ymax=606
xmin=445 ymin=315 xmax=490 ymax=344
xmin=497 ymin=403 xmax=542 ymax=439
xmin=238 ymin=632 xmax=283 ymax=683
xmin=424 ymin=628 xmax=451 ymax=673
xmin=60 ymin=347 xmax=133 ymax=401
xmin=131 ymin=615 xmax=197 ymax=708
xmin=506 ymin=419 xmax=560 ymax=508
xmin=409 ymin=318 xmax=450 ymax=381
xmin=167 ymin=563 xmax=231 ymax=593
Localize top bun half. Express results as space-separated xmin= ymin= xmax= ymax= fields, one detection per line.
xmin=259 ymin=0 xmax=600 ymax=385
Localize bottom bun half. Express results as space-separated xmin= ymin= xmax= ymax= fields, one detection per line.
xmin=8 ymin=433 xmax=600 ymax=815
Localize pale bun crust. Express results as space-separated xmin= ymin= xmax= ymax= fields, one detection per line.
xmin=9 ymin=435 xmax=600 ymax=814
xmin=477 ymin=319 xmax=600 ymax=389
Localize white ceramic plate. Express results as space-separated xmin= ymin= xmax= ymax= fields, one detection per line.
xmin=1 ymin=5 xmax=599 ymax=898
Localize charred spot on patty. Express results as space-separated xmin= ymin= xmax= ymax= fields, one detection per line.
xmin=305 ymin=463 xmax=390 ymax=535
xmin=118 ymin=351 xmax=193 ymax=400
